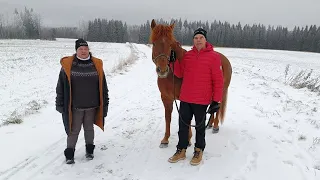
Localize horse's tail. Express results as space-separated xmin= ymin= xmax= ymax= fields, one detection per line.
xmin=218 ymin=88 xmax=228 ymax=124
xmin=217 ymin=52 xmax=232 ymax=125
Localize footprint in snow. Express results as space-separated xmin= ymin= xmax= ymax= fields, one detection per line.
xmin=93 ymin=164 xmax=106 ymax=173
xmin=241 ymin=130 xmax=256 ymax=140
xmin=229 ymin=141 xmax=239 ymax=150
xmin=204 ymin=152 xmax=222 ymax=160
xmin=100 ymin=145 xmax=108 ymax=151
xmin=294 ymin=154 xmax=303 ymax=159
xmin=244 ymin=152 xmax=258 ymax=173
xmin=283 ymin=160 xmax=294 ymax=166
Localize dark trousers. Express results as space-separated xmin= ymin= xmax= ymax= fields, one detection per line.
xmin=177 ymin=101 xmax=208 ymax=151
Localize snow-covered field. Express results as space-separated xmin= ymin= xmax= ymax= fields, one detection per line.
xmin=0 ymin=38 xmax=132 ymax=125
xmin=0 ymin=39 xmax=319 ymax=180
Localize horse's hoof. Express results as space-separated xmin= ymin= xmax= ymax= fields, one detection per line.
xmin=212 ymin=127 xmax=219 ymax=134
xmin=159 ymin=143 xmax=168 ymax=148
xmin=207 ymin=125 xmax=213 ymax=129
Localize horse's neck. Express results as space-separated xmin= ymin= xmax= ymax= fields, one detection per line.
xmin=173 ymin=46 xmax=186 ymax=62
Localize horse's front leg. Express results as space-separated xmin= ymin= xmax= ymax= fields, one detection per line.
xmin=160 ymin=95 xmax=173 ymax=148
xmin=212 ymin=110 xmax=220 ymax=133
xmin=188 ymin=126 xmax=192 ymax=146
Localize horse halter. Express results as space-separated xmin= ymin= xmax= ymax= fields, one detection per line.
xmin=152 ymin=53 xmax=170 ymax=64
xmin=152 ymin=50 xmax=176 ymax=64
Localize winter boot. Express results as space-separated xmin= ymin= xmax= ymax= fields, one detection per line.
xmin=85 ymin=144 xmax=95 ymax=160
xmin=64 ymin=148 xmax=75 ymax=164
xmin=168 ymin=148 xmax=186 ymax=163
xmin=190 ymin=147 xmax=203 ymax=166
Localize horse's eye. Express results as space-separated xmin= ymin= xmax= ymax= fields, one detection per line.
xmin=153 ymin=43 xmax=155 ymax=46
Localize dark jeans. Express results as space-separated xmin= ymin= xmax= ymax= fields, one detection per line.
xmin=177 ymin=101 xmax=208 ymax=151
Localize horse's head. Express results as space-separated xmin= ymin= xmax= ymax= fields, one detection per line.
xmin=150 ymin=19 xmax=176 ymax=78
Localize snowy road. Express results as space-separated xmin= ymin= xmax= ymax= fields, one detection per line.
xmin=0 ymin=41 xmax=319 ymax=180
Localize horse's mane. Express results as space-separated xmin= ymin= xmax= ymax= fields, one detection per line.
xmin=150 ymin=24 xmax=176 ymax=43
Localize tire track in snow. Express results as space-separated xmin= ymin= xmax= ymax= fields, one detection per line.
xmin=0 ymin=136 xmax=66 ymax=180
xmin=0 ymin=93 xmax=139 ymax=180
xmin=0 ymin=44 xmax=152 ymax=180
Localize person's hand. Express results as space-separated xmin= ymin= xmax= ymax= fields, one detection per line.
xmin=207 ymin=101 xmax=220 ymax=114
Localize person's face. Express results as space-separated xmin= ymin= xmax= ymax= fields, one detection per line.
xmin=76 ymin=46 xmax=89 ymax=59
xmin=193 ymin=34 xmax=206 ymax=51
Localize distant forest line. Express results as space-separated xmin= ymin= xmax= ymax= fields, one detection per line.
xmin=0 ymin=7 xmax=319 ymax=53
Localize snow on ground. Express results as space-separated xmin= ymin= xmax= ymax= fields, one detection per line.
xmin=0 ymin=38 xmax=132 ymax=125
xmin=0 ymin=39 xmax=319 ymax=180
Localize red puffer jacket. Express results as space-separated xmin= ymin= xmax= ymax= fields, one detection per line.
xmin=179 ymin=42 xmax=224 ymax=105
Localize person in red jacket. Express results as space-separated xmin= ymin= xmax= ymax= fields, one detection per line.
xmin=168 ymin=28 xmax=224 ymax=166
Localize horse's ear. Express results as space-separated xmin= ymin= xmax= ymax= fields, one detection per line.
xmin=151 ymin=19 xmax=156 ymax=29
xmin=170 ymin=22 xmax=175 ymax=30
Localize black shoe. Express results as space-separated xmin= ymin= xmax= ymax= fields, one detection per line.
xmin=85 ymin=153 xmax=94 ymax=160
xmin=66 ymin=159 xmax=75 ymax=164
xmin=85 ymin=144 xmax=95 ymax=160
xmin=64 ymin=148 xmax=75 ymax=164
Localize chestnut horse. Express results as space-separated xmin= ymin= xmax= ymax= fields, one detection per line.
xmin=150 ymin=19 xmax=232 ymax=148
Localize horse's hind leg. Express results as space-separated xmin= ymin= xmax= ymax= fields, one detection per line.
xmin=207 ymin=112 xmax=220 ymax=133
xmin=212 ymin=111 xmax=220 ymax=133
xmin=160 ymin=95 xmax=173 ymax=148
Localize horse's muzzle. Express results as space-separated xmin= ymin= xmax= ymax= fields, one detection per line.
xmin=156 ymin=66 xmax=169 ymax=78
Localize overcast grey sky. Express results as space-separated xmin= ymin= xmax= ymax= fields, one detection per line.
xmin=0 ymin=0 xmax=319 ymax=29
